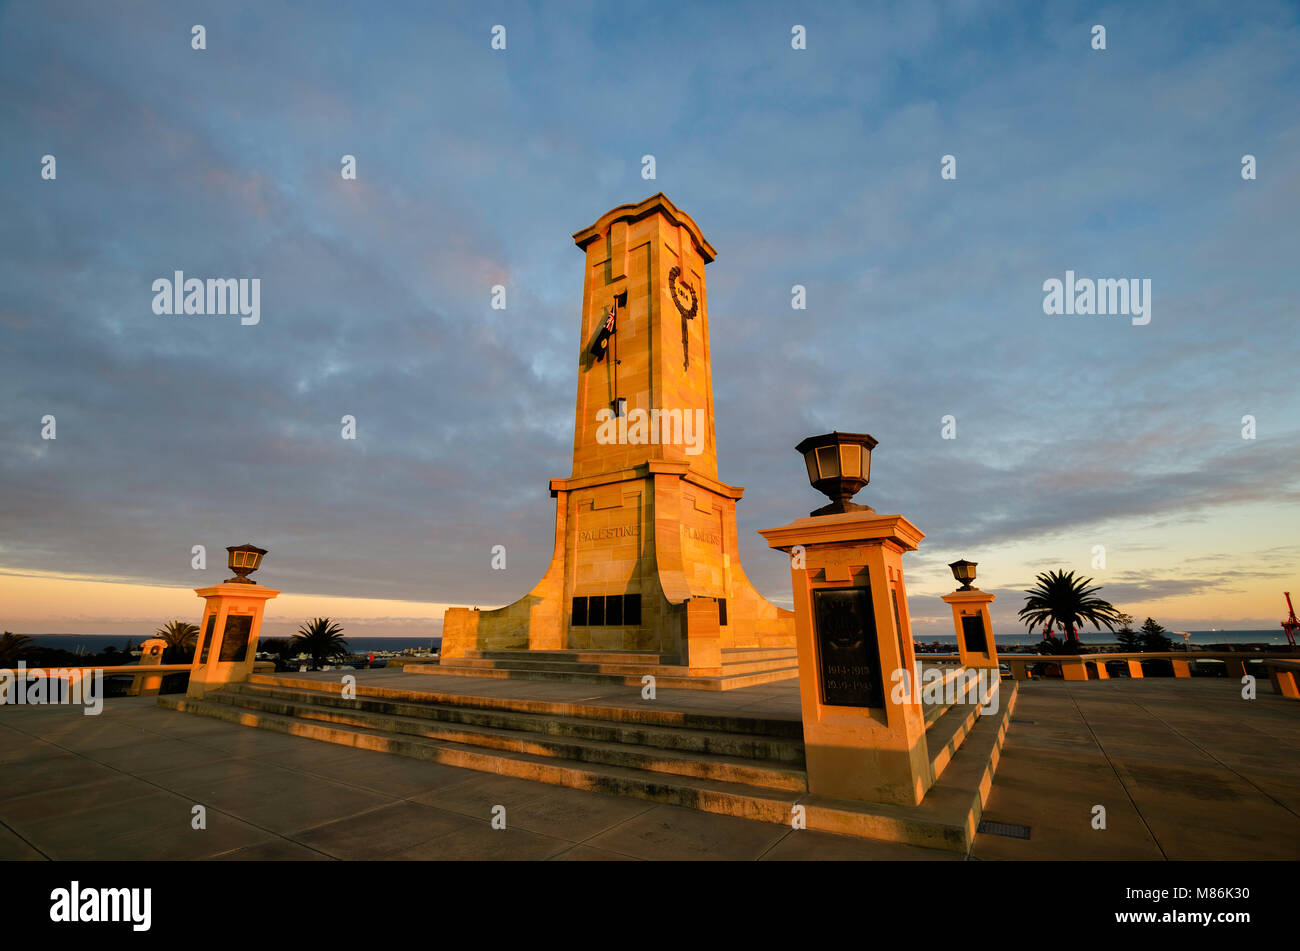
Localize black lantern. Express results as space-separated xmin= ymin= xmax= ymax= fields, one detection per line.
xmin=949 ymin=559 xmax=978 ymax=591
xmin=795 ymin=431 xmax=878 ymax=517
xmin=225 ymin=543 xmax=268 ymax=584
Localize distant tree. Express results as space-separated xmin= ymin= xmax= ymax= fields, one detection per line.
xmin=0 ymin=632 xmax=34 ymax=667
xmin=259 ymin=637 xmax=298 ymax=670
xmin=294 ymin=618 xmax=348 ymax=668
xmin=1018 ymin=570 xmax=1124 ymax=644
xmin=1139 ymin=617 xmax=1174 ymax=652
xmin=1114 ymin=613 xmax=1141 ymax=652
xmin=155 ymin=620 xmax=200 ymax=664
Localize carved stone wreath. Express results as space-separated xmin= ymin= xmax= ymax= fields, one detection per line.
xmin=668 ymin=266 xmax=698 ymax=320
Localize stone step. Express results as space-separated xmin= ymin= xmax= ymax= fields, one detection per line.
xmin=464 ymin=649 xmax=666 ymax=665
xmin=439 ymin=655 xmax=797 ymax=677
xmin=238 ymin=675 xmax=968 ymax=747
xmin=221 ymin=681 xmax=806 ymax=764
xmin=203 ymin=688 xmax=806 ymax=791
xmin=802 ymin=681 xmax=1019 ymax=849
xmin=462 ymin=647 xmax=797 ymax=664
xmin=444 ymin=656 xmax=692 ymax=675
xmin=927 ymin=703 xmax=981 ymax=780
xmin=244 ymin=674 xmax=804 ymax=738
xmin=158 ymin=679 xmax=1018 ymax=852
xmin=918 ymin=666 xmax=1002 ymax=779
xmin=161 ymin=693 xmax=806 ymax=821
xmin=405 ymin=661 xmax=799 ymax=691
xmin=720 ymin=657 xmax=798 ymax=674
xmin=720 ymin=648 xmax=799 ymax=661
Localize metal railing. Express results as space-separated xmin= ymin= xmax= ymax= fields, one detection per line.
xmin=915 ymin=650 xmax=1300 ymax=696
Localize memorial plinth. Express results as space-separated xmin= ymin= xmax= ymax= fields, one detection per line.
xmin=186 ymin=583 xmax=280 ymax=698
xmin=759 ymin=511 xmax=933 ymax=807
xmin=941 ymin=589 xmax=999 ymax=669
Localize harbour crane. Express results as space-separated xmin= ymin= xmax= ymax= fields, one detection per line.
xmin=1283 ymin=592 xmax=1299 ymax=648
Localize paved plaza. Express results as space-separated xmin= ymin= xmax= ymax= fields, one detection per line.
xmin=2 ymin=673 xmax=1297 ymax=861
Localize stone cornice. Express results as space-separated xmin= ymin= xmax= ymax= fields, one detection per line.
xmin=757 ymin=513 xmax=925 ymax=552
xmin=551 ymin=462 xmax=744 ymax=500
xmin=572 ymin=192 xmax=717 ymax=263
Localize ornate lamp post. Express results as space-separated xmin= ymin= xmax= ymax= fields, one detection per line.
xmin=948 ymin=559 xmax=978 ymax=591
xmin=225 ymin=543 xmax=268 ymax=584
xmin=795 ymin=431 xmax=877 ymax=516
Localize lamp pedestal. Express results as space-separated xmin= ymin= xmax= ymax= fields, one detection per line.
xmin=941 ymin=589 xmax=999 ymax=670
xmin=127 ymin=637 xmax=168 ymax=697
xmin=759 ymin=511 xmax=932 ymax=807
xmin=187 ymin=584 xmax=280 ymax=699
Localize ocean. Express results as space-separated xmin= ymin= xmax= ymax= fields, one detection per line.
xmin=18 ymin=630 xmax=1291 ymax=654
xmin=22 ymin=635 xmax=443 ymax=654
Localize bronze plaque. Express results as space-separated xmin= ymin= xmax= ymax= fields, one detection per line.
xmin=198 ymin=615 xmax=216 ymax=664
xmin=219 ymin=614 xmax=254 ymax=662
xmin=813 ymin=587 xmax=884 ymax=708
xmin=961 ymin=614 xmax=988 ymax=654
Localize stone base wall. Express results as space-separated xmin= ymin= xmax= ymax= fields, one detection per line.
xmin=439 ymin=464 xmax=794 ymax=662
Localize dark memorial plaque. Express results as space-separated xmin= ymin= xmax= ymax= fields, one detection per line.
xmin=219 ymin=614 xmax=254 ymax=662
xmin=961 ymin=614 xmax=988 ymax=654
xmin=198 ymin=615 xmax=216 ymax=664
xmin=813 ymin=587 xmax=884 ymax=708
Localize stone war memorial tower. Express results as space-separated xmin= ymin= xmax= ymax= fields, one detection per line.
xmin=441 ymin=194 xmax=795 ymax=685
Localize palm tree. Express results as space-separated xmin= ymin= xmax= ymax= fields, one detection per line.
xmin=294 ymin=618 xmax=348 ymax=668
xmin=0 ymin=632 xmax=34 ymax=667
xmin=155 ymin=620 xmax=200 ymax=663
xmin=1017 ymin=570 xmax=1124 ymax=644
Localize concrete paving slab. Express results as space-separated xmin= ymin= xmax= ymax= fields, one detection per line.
xmin=0 ymin=822 xmax=44 ymax=860
xmin=293 ymin=801 xmax=480 ymax=859
xmin=548 ymin=843 xmax=642 ymax=860
xmin=279 ymin=747 xmax=478 ymax=799
xmin=583 ymin=803 xmax=789 ymax=860
xmin=182 ymin=765 xmax=394 ymax=837
xmin=390 ymin=822 xmax=572 ymax=860
xmin=467 ymin=783 xmax=657 ymax=841
xmin=80 ymin=735 xmax=238 ymax=774
xmin=212 ymin=838 xmax=336 ymax=860
xmin=0 ymin=751 xmax=122 ymax=801
xmin=0 ymin=774 xmax=159 ymax=827
xmin=408 ymin=772 xmax=565 ymax=819
xmin=759 ymin=829 xmax=962 ymax=861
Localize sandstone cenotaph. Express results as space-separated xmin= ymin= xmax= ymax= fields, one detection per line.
xmin=441 ymin=194 xmax=794 ymax=676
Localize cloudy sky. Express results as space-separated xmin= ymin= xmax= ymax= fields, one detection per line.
xmin=2 ymin=0 xmax=1297 ymax=639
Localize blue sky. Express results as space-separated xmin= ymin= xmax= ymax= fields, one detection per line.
xmin=1 ymin=0 xmax=1298 ymax=636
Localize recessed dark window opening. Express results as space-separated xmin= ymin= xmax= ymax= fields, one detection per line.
xmin=571 ymin=594 xmax=641 ymax=626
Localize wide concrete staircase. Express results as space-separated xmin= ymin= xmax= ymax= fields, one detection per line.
xmin=159 ymin=665 xmax=1016 ymax=852
xmin=413 ymin=646 xmax=800 ymax=690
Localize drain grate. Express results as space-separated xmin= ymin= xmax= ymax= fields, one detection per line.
xmin=1010 ymin=718 xmax=1035 ymax=724
xmin=977 ymin=820 xmax=1031 ymax=839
